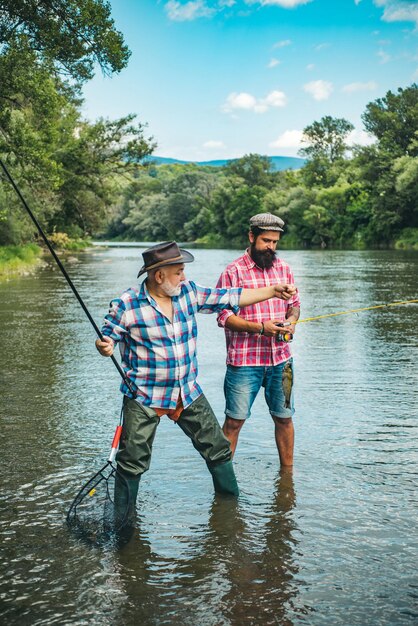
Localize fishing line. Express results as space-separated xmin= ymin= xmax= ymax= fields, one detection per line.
xmin=278 ymin=298 xmax=417 ymax=340
xmin=0 ymin=158 xmax=135 ymax=395
xmin=294 ymin=299 xmax=418 ymax=325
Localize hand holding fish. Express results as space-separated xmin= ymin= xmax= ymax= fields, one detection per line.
xmin=95 ymin=335 xmax=115 ymax=357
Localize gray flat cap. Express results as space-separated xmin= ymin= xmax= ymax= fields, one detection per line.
xmin=249 ymin=212 xmax=284 ymax=232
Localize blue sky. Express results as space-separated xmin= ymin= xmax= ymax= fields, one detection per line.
xmin=82 ymin=0 xmax=418 ymax=160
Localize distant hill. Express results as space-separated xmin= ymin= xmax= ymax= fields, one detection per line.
xmin=144 ymin=155 xmax=305 ymax=171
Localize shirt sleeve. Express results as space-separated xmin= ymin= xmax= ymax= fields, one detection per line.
xmin=101 ymin=297 xmax=128 ymax=343
xmin=216 ymin=268 xmax=238 ymax=328
xmin=192 ymin=282 xmax=242 ymax=315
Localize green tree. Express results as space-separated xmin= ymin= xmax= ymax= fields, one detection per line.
xmin=302 ymin=204 xmax=330 ymax=248
xmin=55 ymin=115 xmax=154 ymax=235
xmin=0 ymin=45 xmax=154 ymax=243
xmin=300 ymin=116 xmax=354 ymax=163
xmin=299 ymin=116 xmax=354 ymax=187
xmin=223 ymin=184 xmax=266 ymax=243
xmin=275 ymin=185 xmax=316 ymax=247
xmin=355 ymin=84 xmax=418 ymax=244
xmin=362 ymin=84 xmax=418 ymax=157
xmin=122 ymin=193 xmax=170 ymax=241
xmin=0 ymin=0 xmax=130 ymax=82
xmin=226 ymin=154 xmax=274 ymax=188
xmin=164 ymin=169 xmax=219 ymax=240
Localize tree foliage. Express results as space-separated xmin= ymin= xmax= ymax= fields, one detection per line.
xmin=362 ymin=84 xmax=418 ymax=157
xmin=299 ymin=116 xmax=354 ymax=163
xmin=0 ymin=0 xmax=155 ymax=245
xmin=0 ymin=0 xmax=130 ymax=82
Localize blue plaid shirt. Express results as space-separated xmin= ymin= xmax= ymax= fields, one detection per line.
xmin=101 ymin=280 xmax=242 ymax=409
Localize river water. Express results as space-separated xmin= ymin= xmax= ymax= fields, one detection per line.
xmin=0 ymin=247 xmax=417 ymax=625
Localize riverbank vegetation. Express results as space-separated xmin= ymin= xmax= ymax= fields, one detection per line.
xmin=0 ymin=1 xmax=417 ymax=264
xmin=0 ymin=243 xmax=43 ymax=278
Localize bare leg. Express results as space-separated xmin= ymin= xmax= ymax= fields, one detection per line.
xmin=222 ymin=416 xmax=245 ymax=457
xmin=273 ymin=417 xmax=294 ymax=467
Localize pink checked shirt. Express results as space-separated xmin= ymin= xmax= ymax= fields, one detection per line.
xmin=216 ymin=250 xmax=300 ymax=366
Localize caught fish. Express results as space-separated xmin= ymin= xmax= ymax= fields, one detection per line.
xmin=282 ymin=361 xmax=293 ymax=409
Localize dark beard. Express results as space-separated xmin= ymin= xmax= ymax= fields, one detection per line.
xmin=250 ymin=244 xmax=276 ymax=270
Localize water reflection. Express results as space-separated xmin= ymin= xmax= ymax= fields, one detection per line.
xmin=111 ymin=469 xmax=304 ymax=626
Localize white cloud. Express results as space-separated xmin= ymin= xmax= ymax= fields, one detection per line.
xmin=269 ymin=129 xmax=304 ymax=149
xmin=341 ymin=81 xmax=378 ymax=93
xmin=374 ymin=1 xmax=418 ymax=28
xmin=250 ymin=0 xmax=312 ymax=7
xmin=203 ymin=140 xmax=226 ymax=149
xmin=273 ymin=39 xmax=292 ymax=48
xmin=306 ymin=63 xmax=315 ymax=71
xmin=304 ymin=80 xmax=333 ymax=101
xmin=223 ymin=92 xmax=257 ymax=112
xmin=222 ymin=90 xmax=287 ymax=113
xmin=347 ymin=129 xmax=376 ymax=147
xmin=268 ymin=58 xmax=281 ymax=68
xmin=263 ymin=90 xmax=287 ymax=107
xmin=165 ymin=1 xmax=214 ymax=21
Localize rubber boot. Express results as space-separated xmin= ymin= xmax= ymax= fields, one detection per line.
xmin=114 ymin=470 xmax=141 ymax=528
xmin=208 ymin=461 xmax=239 ymax=497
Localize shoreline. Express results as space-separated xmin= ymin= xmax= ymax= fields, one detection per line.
xmin=0 ymin=242 xmax=91 ymax=280
xmin=1 ymin=237 xmax=417 ymax=281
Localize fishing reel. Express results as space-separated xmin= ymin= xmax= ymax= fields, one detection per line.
xmin=275 ymin=322 xmax=293 ymax=343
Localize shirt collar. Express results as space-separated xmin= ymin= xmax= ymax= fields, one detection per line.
xmin=138 ymin=279 xmax=151 ymax=301
xmin=243 ymin=248 xmax=256 ymax=269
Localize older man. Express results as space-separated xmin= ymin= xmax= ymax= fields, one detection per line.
xmin=217 ymin=213 xmax=301 ymax=467
xmin=95 ymin=241 xmax=296 ymax=517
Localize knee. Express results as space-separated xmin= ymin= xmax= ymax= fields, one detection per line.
xmin=273 ymin=416 xmax=293 ymax=429
xmin=223 ymin=417 xmax=245 ymax=434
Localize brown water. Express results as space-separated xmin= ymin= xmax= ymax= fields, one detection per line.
xmin=0 ymin=247 xmax=417 ymax=625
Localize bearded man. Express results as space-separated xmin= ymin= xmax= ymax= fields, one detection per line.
xmin=216 ymin=213 xmax=301 ymax=467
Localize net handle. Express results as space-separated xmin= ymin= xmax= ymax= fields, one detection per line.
xmin=108 ymin=425 xmax=123 ymax=463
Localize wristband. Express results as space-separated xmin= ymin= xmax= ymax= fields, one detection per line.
xmin=259 ymin=322 xmax=264 ymax=336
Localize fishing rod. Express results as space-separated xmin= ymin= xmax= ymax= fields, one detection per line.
xmin=278 ymin=298 xmax=418 ymax=340
xmin=0 ymin=158 xmax=135 ymax=396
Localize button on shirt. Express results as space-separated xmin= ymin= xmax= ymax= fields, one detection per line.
xmin=101 ymin=280 xmax=242 ymax=410
xmin=216 ymin=251 xmax=300 ymax=366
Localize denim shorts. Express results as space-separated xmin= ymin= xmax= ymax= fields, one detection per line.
xmin=224 ymin=359 xmax=295 ymax=420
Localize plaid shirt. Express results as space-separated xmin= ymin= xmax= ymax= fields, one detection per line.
xmin=216 ymin=250 xmax=300 ymax=366
xmin=101 ymin=280 xmax=242 ymax=409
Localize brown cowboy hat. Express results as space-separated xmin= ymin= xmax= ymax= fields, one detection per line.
xmin=137 ymin=241 xmax=194 ymax=277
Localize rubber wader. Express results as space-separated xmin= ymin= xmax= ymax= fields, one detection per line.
xmin=208 ymin=460 xmax=239 ymax=496
xmin=114 ymin=470 xmax=141 ymax=526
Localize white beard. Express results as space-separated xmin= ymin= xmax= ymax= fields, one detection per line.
xmin=161 ymin=280 xmax=182 ymax=297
